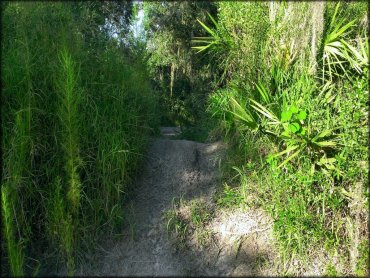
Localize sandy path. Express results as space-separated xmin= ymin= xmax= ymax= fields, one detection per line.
xmin=99 ymin=138 xmax=222 ymax=276
xmin=73 ymin=127 xmax=275 ymax=276
xmin=74 ymin=127 xmax=223 ymax=275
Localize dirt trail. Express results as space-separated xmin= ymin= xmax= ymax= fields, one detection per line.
xmin=76 ymin=127 xmax=275 ymax=276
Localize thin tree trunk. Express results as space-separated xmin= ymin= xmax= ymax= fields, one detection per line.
xmin=310 ymin=2 xmax=325 ymax=74
xmin=269 ymin=1 xmax=276 ymax=22
xmin=170 ymin=63 xmax=175 ymax=98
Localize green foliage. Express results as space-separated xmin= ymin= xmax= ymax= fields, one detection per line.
xmin=177 ymin=111 xmax=218 ymax=142
xmin=2 ymin=2 xmax=158 ymax=275
xmin=144 ymin=1 xmax=218 ymax=126
xmin=56 ymin=48 xmax=82 ymax=216
xmin=165 ymin=196 xmax=189 ymax=247
xmin=322 ymin=2 xmax=363 ymax=82
xmin=46 ymin=177 xmax=74 ymax=274
xmin=355 ymin=239 xmax=370 ymax=277
xmin=164 ymin=197 xmax=214 ymax=248
xmin=3 ymin=1 xmax=367 ymax=276
xmin=189 ymin=200 xmax=212 ymax=228
xmin=1 ymin=187 xmax=24 ymax=276
xmin=192 ymin=12 xmax=234 ymax=82
xmin=216 ymin=184 xmax=244 ymax=208
xmin=203 ymin=1 xmax=368 ymax=275
xmin=216 ymin=2 xmax=270 ymax=84
xmin=324 ymin=263 xmax=339 ymax=276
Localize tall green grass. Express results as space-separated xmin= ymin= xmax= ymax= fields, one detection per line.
xmin=2 ymin=2 xmax=158 ymax=276
xmin=1 ymin=187 xmax=24 ymax=276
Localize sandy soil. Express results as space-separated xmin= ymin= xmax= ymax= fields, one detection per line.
xmin=72 ymin=127 xmax=276 ymax=276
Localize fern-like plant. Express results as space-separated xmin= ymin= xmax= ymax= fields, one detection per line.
xmin=192 ymin=12 xmax=234 ymax=81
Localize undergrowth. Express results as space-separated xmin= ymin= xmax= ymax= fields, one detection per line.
xmin=195 ymin=1 xmax=369 ymax=275
xmin=1 ymin=2 xmax=158 ymax=276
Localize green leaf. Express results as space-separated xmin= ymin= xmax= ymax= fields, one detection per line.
xmin=266 ymin=154 xmax=274 ymax=164
xmin=272 ymin=145 xmax=299 ymax=158
xmin=278 ymin=147 xmax=303 ymax=168
xmin=288 ymin=122 xmax=300 ymax=133
xmin=265 ymin=129 xmax=279 ymax=136
xmin=297 ymin=110 xmax=307 ymax=120
xmin=312 ymin=129 xmax=332 ymax=142
xmin=256 ymin=82 xmax=270 ymax=104
xmin=207 ymin=12 xmax=219 ymax=29
xmin=228 ymin=97 xmax=257 ymax=129
xmin=319 ymin=157 xmax=337 ymax=164
xmin=192 ymin=45 xmax=213 ymax=53
xmin=329 ymin=2 xmax=340 ymax=29
xmin=249 ymin=99 xmax=280 ymax=123
xmin=196 ymin=19 xmax=216 ymax=37
xmin=290 ymin=106 xmax=298 ymax=114
xmin=281 ymin=130 xmax=291 ymax=138
xmin=281 ymin=110 xmax=292 ymax=122
xmin=314 ymin=140 xmax=337 ymax=148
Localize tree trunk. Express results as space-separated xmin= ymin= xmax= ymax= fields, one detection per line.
xmin=310 ymin=2 xmax=325 ymax=74
xmin=269 ymin=1 xmax=276 ymax=22
xmin=170 ymin=63 xmax=175 ymax=98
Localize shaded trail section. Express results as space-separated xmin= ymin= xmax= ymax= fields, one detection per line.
xmin=79 ymin=134 xmax=223 ymax=275
xmin=75 ymin=128 xmax=274 ymax=276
